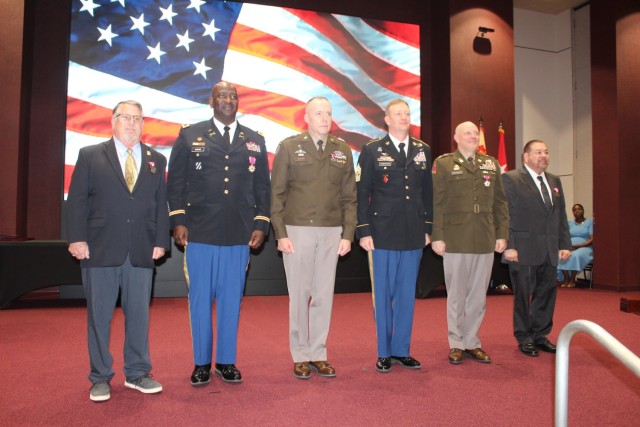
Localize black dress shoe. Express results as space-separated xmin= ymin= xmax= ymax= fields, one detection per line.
xmin=390 ymin=355 xmax=421 ymax=369
xmin=518 ymin=343 xmax=539 ymax=357
xmin=535 ymin=339 xmax=557 ymax=353
xmin=214 ymin=363 xmax=242 ymax=383
xmin=376 ymin=357 xmax=392 ymax=373
xmin=190 ymin=364 xmax=212 ymax=386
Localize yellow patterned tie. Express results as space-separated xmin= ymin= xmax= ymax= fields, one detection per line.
xmin=125 ymin=148 xmax=138 ymax=192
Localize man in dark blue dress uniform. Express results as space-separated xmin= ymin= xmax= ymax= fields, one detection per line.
xmin=356 ymin=99 xmax=433 ymax=373
xmin=167 ymin=82 xmax=271 ymax=386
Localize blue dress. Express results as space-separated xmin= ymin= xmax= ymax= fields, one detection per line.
xmin=558 ymin=218 xmax=594 ymax=273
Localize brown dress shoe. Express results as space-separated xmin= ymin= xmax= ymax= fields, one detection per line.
xmin=309 ymin=361 xmax=336 ymax=377
xmin=465 ymin=348 xmax=492 ymax=363
xmin=448 ymin=348 xmax=464 ymax=364
xmin=293 ymin=362 xmax=311 ymax=379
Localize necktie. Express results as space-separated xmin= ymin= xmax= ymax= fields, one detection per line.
xmin=537 ymin=175 xmax=552 ymax=212
xmin=223 ymin=126 xmax=231 ymax=144
xmin=468 ymin=156 xmax=474 ymax=167
xmin=125 ymin=148 xmax=137 ymax=192
xmin=398 ymin=142 xmax=407 ymax=166
xmin=317 ymin=140 xmax=324 ymax=153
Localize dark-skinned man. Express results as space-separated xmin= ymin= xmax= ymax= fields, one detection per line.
xmin=167 ymin=82 xmax=271 ymax=386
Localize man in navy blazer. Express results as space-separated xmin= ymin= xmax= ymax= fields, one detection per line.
xmin=66 ymin=100 xmax=170 ymax=402
xmin=502 ymin=140 xmax=572 ymax=357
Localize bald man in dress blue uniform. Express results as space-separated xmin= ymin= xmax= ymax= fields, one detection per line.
xmin=167 ymin=82 xmax=271 ymax=386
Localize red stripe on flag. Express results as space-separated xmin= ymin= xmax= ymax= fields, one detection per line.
xmin=234 ymin=85 xmax=307 ymax=130
xmin=363 ymin=19 xmax=420 ymax=48
xmin=229 ymin=24 xmax=387 ymax=130
xmin=67 ymin=97 xmax=182 ymax=146
xmin=234 ymin=85 xmax=376 ymax=151
xmin=66 ymin=98 xmax=112 ymax=138
xmin=284 ymin=9 xmax=420 ymax=99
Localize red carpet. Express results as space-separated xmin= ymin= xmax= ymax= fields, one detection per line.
xmin=1 ymin=289 xmax=639 ymax=426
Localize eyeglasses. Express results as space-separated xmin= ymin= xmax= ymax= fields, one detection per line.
xmin=115 ymin=114 xmax=144 ymax=123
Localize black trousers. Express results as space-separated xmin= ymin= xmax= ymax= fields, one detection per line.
xmin=509 ymin=255 xmax=557 ymax=345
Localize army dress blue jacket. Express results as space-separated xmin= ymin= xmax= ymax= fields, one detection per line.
xmin=356 ymin=135 xmax=433 ymax=251
xmin=167 ymin=119 xmax=271 ymax=246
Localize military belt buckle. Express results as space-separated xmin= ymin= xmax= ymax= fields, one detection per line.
xmin=473 ymin=204 xmax=480 ymax=214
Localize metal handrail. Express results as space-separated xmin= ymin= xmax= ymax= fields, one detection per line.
xmin=555 ymin=319 xmax=640 ymax=426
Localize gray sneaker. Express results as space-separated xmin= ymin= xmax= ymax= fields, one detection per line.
xmin=89 ymin=381 xmax=110 ymax=402
xmin=124 ymin=374 xmax=163 ymax=394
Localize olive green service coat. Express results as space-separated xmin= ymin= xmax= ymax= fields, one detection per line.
xmin=270 ymin=131 xmax=357 ymax=241
xmin=431 ymin=151 xmax=509 ymax=253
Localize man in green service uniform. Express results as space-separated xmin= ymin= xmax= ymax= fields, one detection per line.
xmin=431 ymin=121 xmax=509 ymax=365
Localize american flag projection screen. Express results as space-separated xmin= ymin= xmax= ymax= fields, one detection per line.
xmin=64 ymin=0 xmax=421 ymax=198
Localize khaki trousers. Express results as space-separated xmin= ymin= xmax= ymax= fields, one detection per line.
xmin=443 ymin=252 xmax=493 ymax=349
xmin=283 ymin=225 xmax=341 ymax=362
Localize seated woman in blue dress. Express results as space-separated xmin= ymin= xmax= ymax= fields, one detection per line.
xmin=558 ymin=203 xmax=594 ymax=287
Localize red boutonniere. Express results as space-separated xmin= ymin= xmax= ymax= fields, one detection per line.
xmin=553 ymin=187 xmax=559 ymax=197
xmin=148 ymin=161 xmax=157 ymax=174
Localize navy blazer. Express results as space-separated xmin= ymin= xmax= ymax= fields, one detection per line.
xmin=502 ymin=167 xmax=572 ymax=266
xmin=356 ymin=135 xmax=433 ymax=251
xmin=66 ymin=139 xmax=170 ymax=268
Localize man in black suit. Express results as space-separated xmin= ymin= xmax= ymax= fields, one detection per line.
xmin=356 ymin=99 xmax=433 ymax=373
xmin=66 ymin=100 xmax=170 ymax=401
xmin=502 ymin=140 xmax=572 ymax=357
xmin=167 ymin=81 xmax=271 ymax=386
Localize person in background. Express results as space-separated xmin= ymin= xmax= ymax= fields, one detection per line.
xmin=66 ymin=100 xmax=169 ymax=402
xmin=503 ymin=139 xmax=572 ymax=357
xmin=167 ymin=81 xmax=271 ymax=386
xmin=431 ymin=121 xmax=509 ymax=365
xmin=356 ymin=99 xmax=432 ymax=373
xmin=270 ymin=96 xmax=357 ymax=380
xmin=557 ymin=203 xmax=593 ymax=287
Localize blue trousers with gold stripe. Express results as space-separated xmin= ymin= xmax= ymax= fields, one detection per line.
xmin=369 ymin=248 xmax=422 ymax=358
xmin=185 ymin=242 xmax=249 ymax=365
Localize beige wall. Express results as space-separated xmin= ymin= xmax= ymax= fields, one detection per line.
xmin=514 ymin=6 xmax=594 ymax=219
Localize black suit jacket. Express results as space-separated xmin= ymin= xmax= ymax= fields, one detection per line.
xmin=167 ymin=119 xmax=271 ymax=245
xmin=66 ymin=139 xmax=170 ymax=268
xmin=502 ymin=167 xmax=571 ymax=266
xmin=356 ymin=135 xmax=433 ymax=251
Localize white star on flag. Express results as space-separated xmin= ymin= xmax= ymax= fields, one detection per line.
xmin=80 ymin=0 xmax=100 ymax=17
xmin=176 ymin=30 xmax=195 ymax=52
xmin=97 ymin=25 xmax=118 ymax=46
xmin=193 ymin=58 xmax=211 ymax=79
xmin=130 ymin=14 xmax=150 ymax=35
xmin=147 ymin=43 xmax=166 ymax=64
xmin=202 ymin=19 xmax=221 ymax=42
xmin=187 ymin=0 xmax=206 ymax=14
xmin=159 ymin=4 xmax=178 ymax=26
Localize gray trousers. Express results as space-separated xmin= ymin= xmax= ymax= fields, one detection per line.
xmin=82 ymin=255 xmax=153 ymax=384
xmin=283 ymin=225 xmax=341 ymax=363
xmin=443 ymin=252 xmax=493 ymax=349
